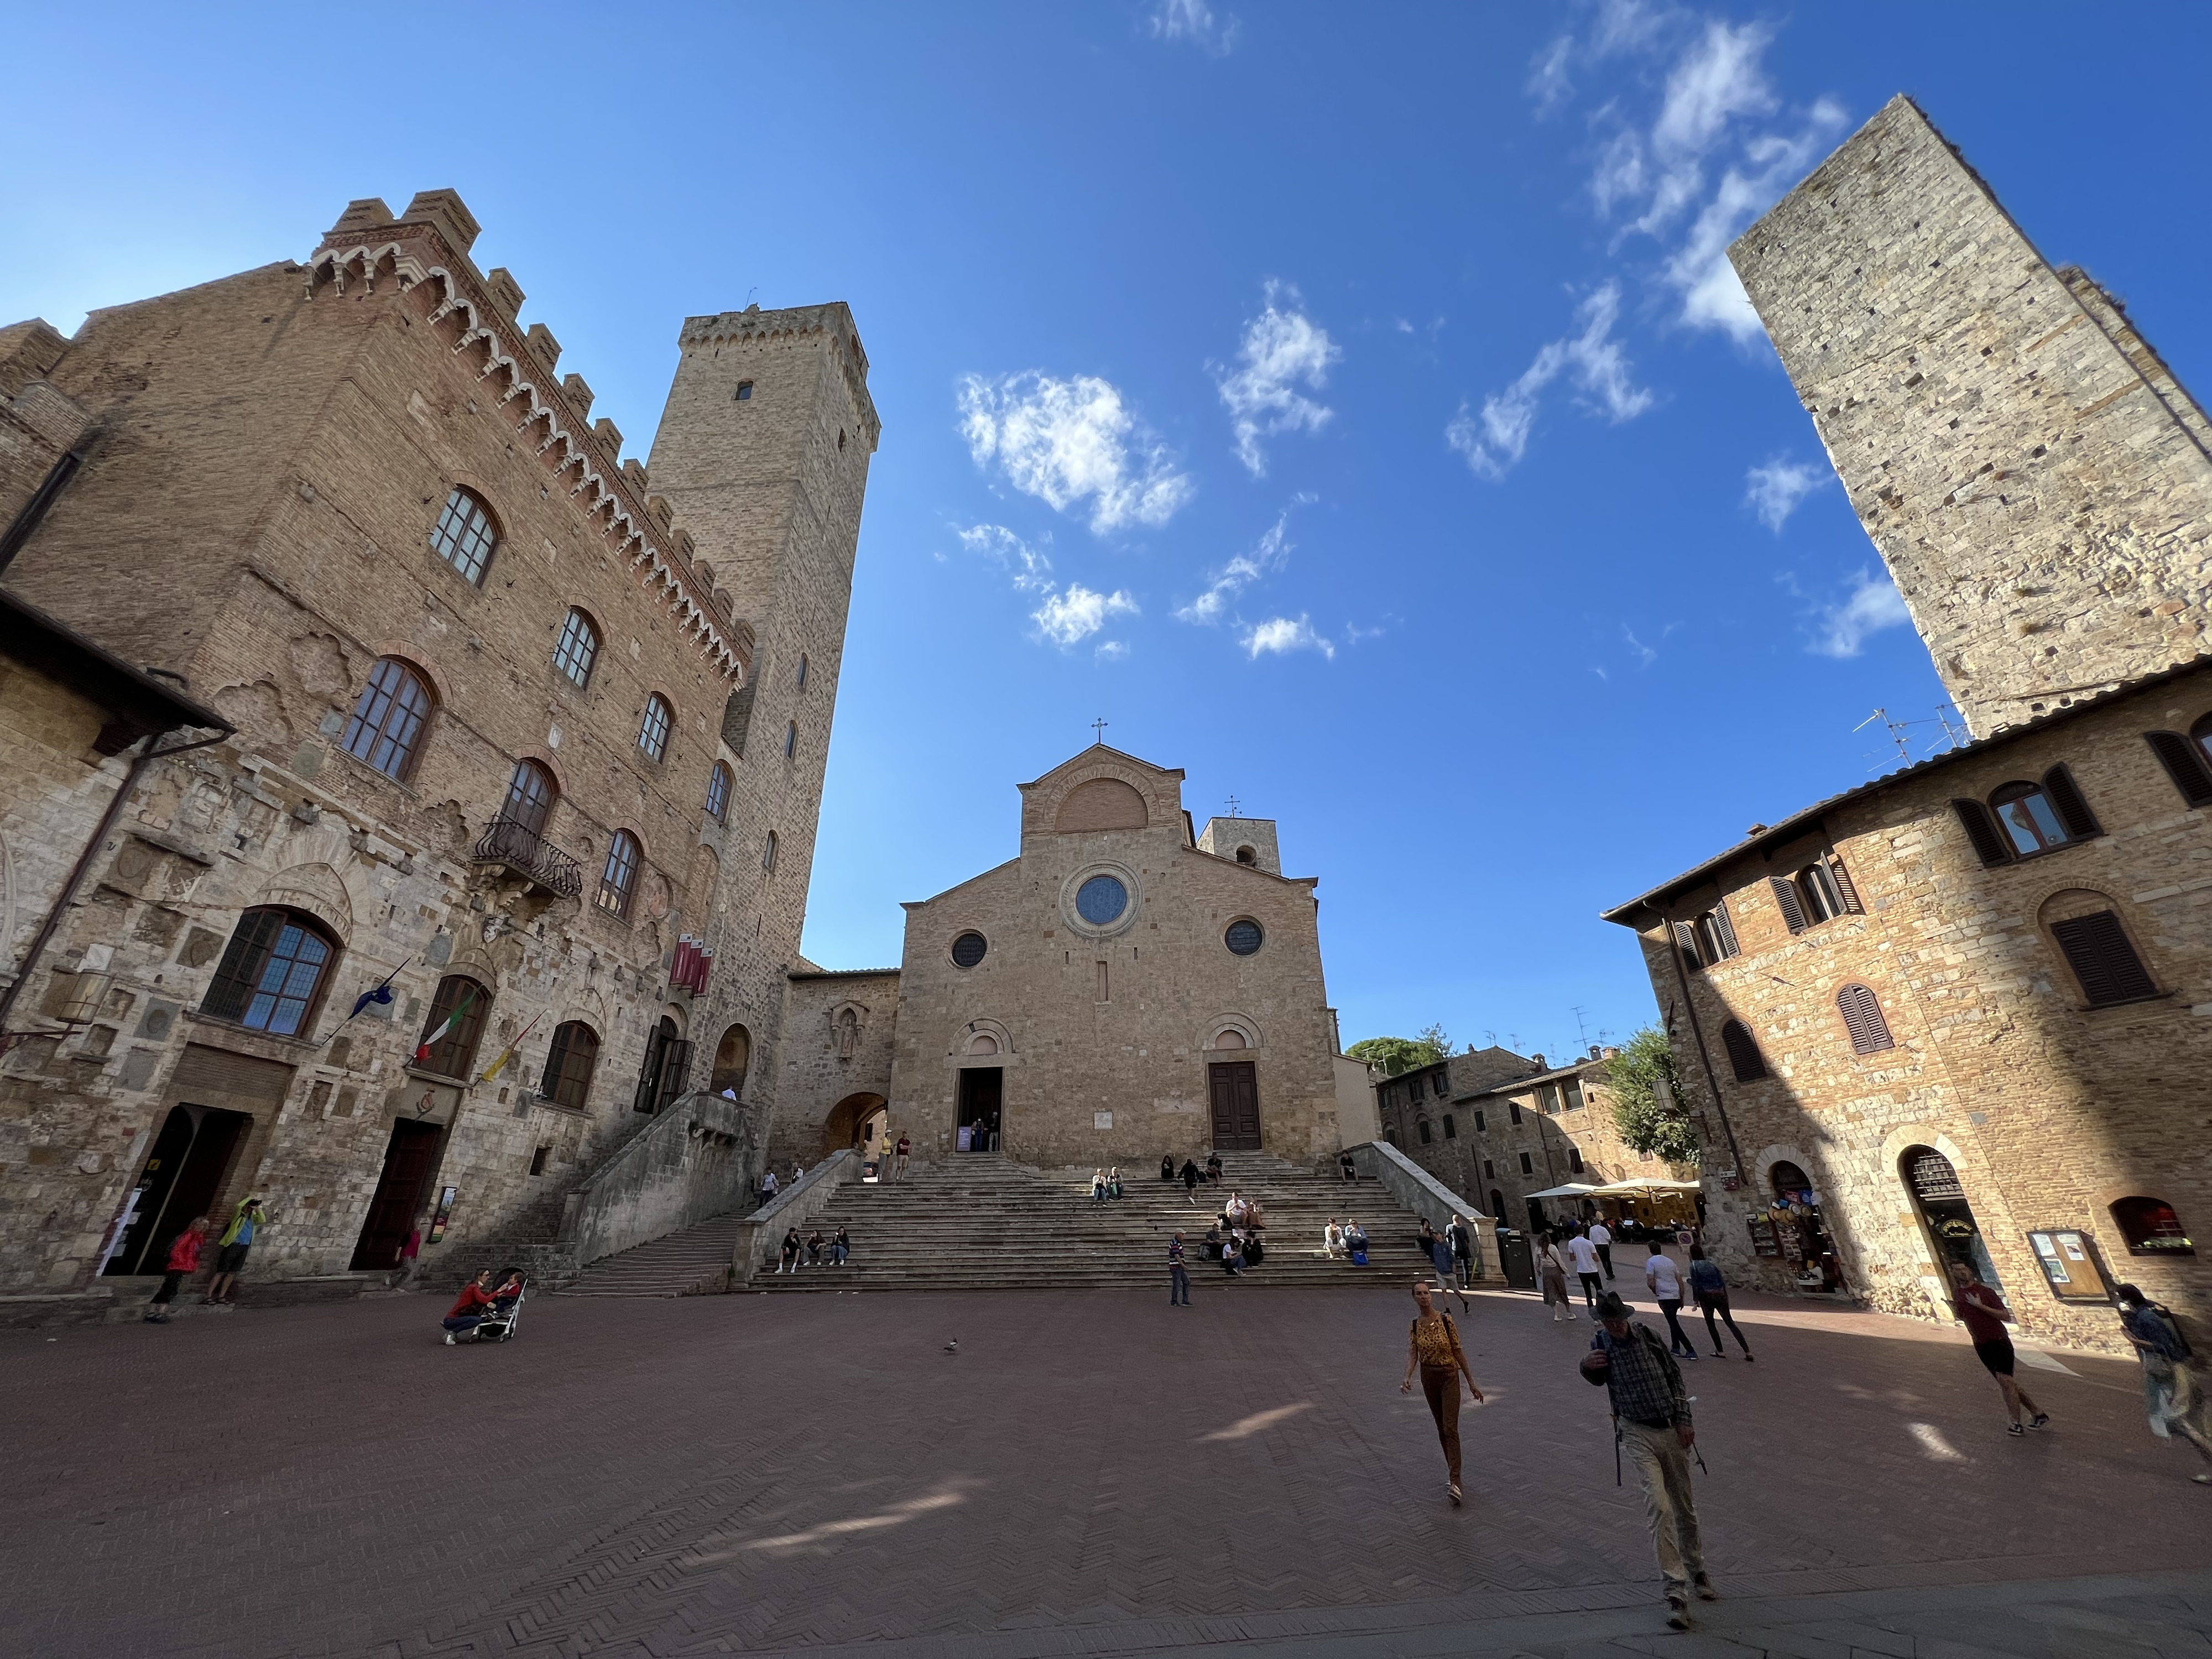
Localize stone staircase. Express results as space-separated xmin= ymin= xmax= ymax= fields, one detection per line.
xmin=559 ymin=1213 xmax=744 ymax=1298
xmin=752 ymin=1150 xmax=1443 ymax=1293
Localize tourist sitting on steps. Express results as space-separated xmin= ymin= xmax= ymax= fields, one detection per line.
xmin=1323 ymin=1219 xmax=1345 ymax=1258
xmin=1344 ymin=1220 xmax=1370 ymax=1265
xmin=1203 ymin=1223 xmax=1224 ymax=1260
xmin=1160 ymin=1155 xmax=1176 ymax=1182
xmin=777 ymin=1228 xmax=802 ymax=1274
xmin=1091 ymin=1170 xmax=1107 ymax=1202
xmin=1339 ymin=1150 xmax=1358 ymax=1182
xmin=1222 ymin=1237 xmax=1246 ymax=1276
xmin=1108 ymin=1167 xmax=1124 ymax=1199
xmin=805 ymin=1229 xmax=827 ymax=1267
xmin=1205 ymin=1151 xmax=1223 ymax=1184
xmin=831 ymin=1227 xmax=852 ymax=1266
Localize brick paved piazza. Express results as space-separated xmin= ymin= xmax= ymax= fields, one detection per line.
xmin=6 ymin=1282 xmax=2209 ymax=1659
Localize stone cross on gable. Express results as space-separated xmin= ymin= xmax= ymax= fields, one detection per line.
xmin=1091 ymin=717 xmax=1108 ymax=745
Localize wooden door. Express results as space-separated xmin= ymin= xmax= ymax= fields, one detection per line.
xmin=349 ymin=1119 xmax=442 ymax=1270
xmin=1207 ymin=1061 xmax=1261 ymax=1150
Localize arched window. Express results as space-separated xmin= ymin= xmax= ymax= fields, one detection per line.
xmin=709 ymin=1023 xmax=751 ymax=1095
xmin=705 ymin=761 xmax=732 ymax=825
xmin=1721 ymin=1019 xmax=1767 ymax=1082
xmin=761 ymin=830 xmax=779 ymax=874
xmin=638 ymin=695 xmax=672 ymax=762
xmin=2145 ymin=721 xmax=2212 ymax=807
xmin=1673 ymin=903 xmax=1738 ymax=969
xmin=782 ymin=721 xmax=798 ymax=759
xmin=1442 ymin=1113 xmax=1457 ymax=1140
xmin=1384 ymin=1128 xmax=1399 ymax=1148
xmin=1490 ymin=1187 xmax=1505 ymax=1220
xmin=2111 ymin=1196 xmax=2194 ymax=1257
xmin=1235 ymin=845 xmax=1257 ymax=865
xmin=554 ymin=609 xmax=599 ymax=688
xmin=1835 ymin=983 xmax=1895 ymax=1055
xmin=1954 ymin=766 xmax=2102 ymax=866
xmin=340 ymin=658 xmax=433 ymax=781
xmin=1991 ymin=780 xmax=2070 ymax=855
xmin=1770 ymin=1160 xmax=1814 ymax=1203
xmin=1417 ymin=1119 xmax=1432 ymax=1145
xmin=201 ymin=907 xmax=339 ymax=1036
xmin=598 ymin=830 xmax=641 ymax=916
xmin=502 ymin=759 xmax=556 ymax=836
xmin=429 ymin=487 xmax=499 ymax=584
xmin=415 ymin=975 xmax=489 ymax=1079
xmin=541 ymin=1021 xmax=600 ymax=1111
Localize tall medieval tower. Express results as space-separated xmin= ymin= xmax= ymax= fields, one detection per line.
xmin=1730 ymin=96 xmax=2212 ymax=737
xmin=645 ymin=304 xmax=879 ymax=1102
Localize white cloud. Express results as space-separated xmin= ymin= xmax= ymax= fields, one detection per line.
xmin=956 ymin=523 xmax=1055 ymax=591
xmin=1150 ymin=0 xmax=1239 ymax=53
xmin=1446 ymin=282 xmax=1651 ymax=478
xmin=1175 ymin=502 xmax=1305 ymax=625
xmin=958 ymin=371 xmax=1195 ymax=535
xmin=1623 ymin=625 xmax=1658 ymax=667
xmin=1214 ymin=284 xmax=1339 ymax=476
xmin=1745 ymin=458 xmax=1828 ymax=531
xmin=1094 ymin=639 xmax=1130 ymax=662
xmin=1033 ymin=583 xmax=1139 ymax=649
xmin=1242 ymin=615 xmax=1334 ymax=660
xmin=1812 ymin=569 xmax=1912 ymax=658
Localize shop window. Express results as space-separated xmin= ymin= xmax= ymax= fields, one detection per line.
xmin=340 ymin=658 xmax=434 ymax=781
xmin=201 ymin=907 xmax=338 ymax=1037
xmin=2111 ymin=1196 xmax=2194 ymax=1257
xmin=541 ymin=1021 xmax=600 ymax=1110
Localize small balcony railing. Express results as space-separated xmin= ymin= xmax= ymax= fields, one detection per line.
xmin=472 ymin=814 xmax=583 ymax=899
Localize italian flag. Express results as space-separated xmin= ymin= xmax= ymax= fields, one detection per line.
xmin=414 ymin=985 xmax=477 ymax=1066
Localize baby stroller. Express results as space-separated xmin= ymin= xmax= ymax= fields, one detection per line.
xmin=451 ymin=1274 xmax=527 ymax=1344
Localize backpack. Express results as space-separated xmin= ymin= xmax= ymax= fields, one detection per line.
xmin=2136 ymin=1304 xmax=2194 ymax=1363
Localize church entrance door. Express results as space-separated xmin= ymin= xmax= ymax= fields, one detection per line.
xmin=957 ymin=1067 xmax=1003 ymax=1154
xmin=1207 ymin=1061 xmax=1261 ymax=1150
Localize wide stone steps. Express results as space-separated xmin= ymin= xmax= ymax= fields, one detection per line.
xmin=561 ymin=1214 xmax=744 ymax=1298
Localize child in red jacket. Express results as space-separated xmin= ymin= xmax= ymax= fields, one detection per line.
xmin=144 ymin=1218 xmax=210 ymax=1324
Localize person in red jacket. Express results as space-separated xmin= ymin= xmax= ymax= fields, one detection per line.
xmin=143 ymin=1218 xmax=210 ymax=1324
xmin=442 ymin=1270 xmax=498 ymax=1344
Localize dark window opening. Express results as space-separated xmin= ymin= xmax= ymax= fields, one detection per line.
xmin=598 ymin=830 xmax=641 ymax=917
xmin=1507 ymin=1102 xmax=1522 ymax=1125
xmin=951 ymin=931 xmax=988 ymax=969
xmin=529 ymin=1145 xmax=551 ymax=1176
xmin=1417 ymin=1119 xmax=1432 ymax=1145
xmin=1474 ymin=1109 xmax=1486 ymax=1132
xmin=541 ymin=1021 xmax=600 ymax=1110
xmin=2111 ymin=1195 xmax=2194 ymax=1257
xmin=1442 ymin=1113 xmax=1456 ymax=1140
xmin=1568 ymin=1146 xmax=1584 ymax=1173
xmin=1518 ymin=1151 xmax=1534 ymax=1175
xmin=1224 ymin=919 xmax=1264 ymax=956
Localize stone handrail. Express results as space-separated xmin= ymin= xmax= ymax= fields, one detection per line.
xmin=729 ymin=1150 xmax=860 ymax=1286
xmin=1347 ymin=1140 xmax=1493 ymax=1279
xmin=558 ymin=1090 xmax=763 ymax=1267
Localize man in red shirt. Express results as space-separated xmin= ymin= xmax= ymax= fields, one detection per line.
xmin=442 ymin=1270 xmax=498 ymax=1344
xmin=1950 ymin=1260 xmax=2050 ymax=1437
xmin=143 ymin=1217 xmax=210 ymax=1324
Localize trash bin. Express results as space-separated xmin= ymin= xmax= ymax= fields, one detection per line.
xmin=1499 ymin=1230 xmax=1535 ymax=1291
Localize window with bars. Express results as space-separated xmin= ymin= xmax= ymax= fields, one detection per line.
xmin=1721 ymin=1019 xmax=1767 ymax=1081
xmin=201 ymin=908 xmax=338 ymax=1037
xmin=341 ymin=658 xmax=433 ymax=781
xmin=2049 ymin=909 xmax=2158 ymax=1007
xmin=1835 ymin=983 xmax=1895 ymax=1055
xmin=554 ymin=609 xmax=600 ymax=688
xmin=638 ymin=695 xmax=672 ymax=762
xmin=541 ymin=1020 xmax=600 ymax=1110
xmin=503 ymin=760 xmax=555 ymax=835
xmin=429 ymin=488 xmax=498 ymax=584
xmin=416 ymin=975 xmax=489 ymax=1080
xmin=705 ymin=761 xmax=732 ymax=825
xmin=1953 ymin=765 xmax=2101 ymax=866
xmin=598 ymin=830 xmax=641 ymax=917
xmin=2143 ymin=719 xmax=2212 ymax=807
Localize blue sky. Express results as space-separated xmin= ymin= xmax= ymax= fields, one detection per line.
xmin=7 ymin=2 xmax=2206 ymax=1061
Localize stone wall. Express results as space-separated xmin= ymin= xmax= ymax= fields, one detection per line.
xmin=1731 ymin=95 xmax=2212 ymax=738
xmin=560 ymin=1089 xmax=764 ymax=1269
xmin=774 ymin=968 xmax=900 ymax=1161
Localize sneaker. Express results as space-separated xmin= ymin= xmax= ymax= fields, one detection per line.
xmin=142 ymin=1312 xmax=168 ymax=1324
xmin=1693 ymin=1575 xmax=1717 ymax=1601
xmin=2007 ymin=1422 xmax=2025 ymax=1437
xmin=444 ymin=1333 xmax=456 ymax=1346
xmin=2192 ymin=1473 xmax=2211 ymax=1485
xmin=2029 ymin=1412 xmax=2051 ymax=1430
xmin=1665 ymin=1596 xmax=1691 ymax=1630
xmin=1448 ymin=1484 xmax=1462 ymax=1506
xmin=1743 ymin=1352 xmax=1755 ymax=1361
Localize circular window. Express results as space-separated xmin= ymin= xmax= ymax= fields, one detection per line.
xmin=1225 ymin=919 xmax=1264 ymax=956
xmin=950 ymin=931 xmax=988 ymax=969
xmin=1076 ymin=874 xmax=1128 ymax=926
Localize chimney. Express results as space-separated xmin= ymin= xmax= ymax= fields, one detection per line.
xmin=1531 ymin=1053 xmax=1546 ymax=1070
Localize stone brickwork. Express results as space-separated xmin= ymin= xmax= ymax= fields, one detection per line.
xmin=774 ymin=967 xmax=899 ymax=1161
xmin=885 ymin=747 xmax=1344 ymax=1169
xmin=0 ymin=191 xmax=868 ymax=1300
xmin=1195 ymin=815 xmax=1281 ymax=875
xmin=1608 ymin=665 xmax=2212 ymax=1354
xmin=1731 ymin=96 xmax=2212 ymax=738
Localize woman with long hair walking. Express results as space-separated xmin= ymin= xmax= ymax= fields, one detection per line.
xmin=1400 ymin=1279 xmax=1484 ymax=1506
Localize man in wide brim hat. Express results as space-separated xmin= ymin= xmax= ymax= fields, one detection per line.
xmin=1584 ymin=1289 xmax=1714 ymax=1629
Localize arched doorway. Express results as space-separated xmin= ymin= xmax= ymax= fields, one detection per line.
xmin=824 ymin=1092 xmax=887 ymax=1159
xmin=1489 ymin=1186 xmax=1506 ymax=1224
xmin=709 ymin=1023 xmax=751 ymax=1097
xmin=1767 ymin=1159 xmax=1841 ymax=1290
xmin=1902 ymin=1145 xmax=2002 ymax=1290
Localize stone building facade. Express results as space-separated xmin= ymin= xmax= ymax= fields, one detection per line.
xmin=0 ymin=191 xmax=873 ymax=1305
xmin=1605 ymin=98 xmax=2211 ymax=1354
xmin=770 ymin=745 xmax=1351 ymax=1171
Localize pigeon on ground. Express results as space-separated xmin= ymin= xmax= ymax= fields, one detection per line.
xmin=943 ymin=1338 xmax=958 ymax=1354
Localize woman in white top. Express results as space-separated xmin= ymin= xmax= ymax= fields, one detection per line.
xmin=1323 ymin=1219 xmax=1345 ymax=1258
xmin=1644 ymin=1242 xmax=1700 ymax=1358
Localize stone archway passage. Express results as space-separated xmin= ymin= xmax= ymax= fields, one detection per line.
xmin=710 ymin=1023 xmax=751 ymax=1097
xmin=824 ymin=1092 xmax=888 ymax=1157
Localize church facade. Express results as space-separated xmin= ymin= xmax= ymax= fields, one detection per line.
xmin=773 ymin=746 xmax=1349 ymax=1171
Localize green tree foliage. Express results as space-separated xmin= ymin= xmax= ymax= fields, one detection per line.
xmin=1605 ymin=1026 xmax=1699 ymax=1165
xmin=1345 ymin=1029 xmax=1450 ymax=1076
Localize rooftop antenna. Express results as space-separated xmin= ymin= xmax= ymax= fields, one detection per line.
xmin=1570 ymin=1005 xmax=1590 ymax=1048
xmin=1091 ymin=716 xmax=1108 ymax=746
xmin=1854 ymin=707 xmax=1913 ymax=767
xmin=1933 ymin=702 xmax=1969 ymax=753
xmin=746 ymin=285 xmax=759 ymax=306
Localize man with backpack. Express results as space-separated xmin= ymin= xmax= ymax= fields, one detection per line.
xmin=2116 ymin=1284 xmax=2212 ymax=1483
xmin=1580 ymin=1290 xmax=1713 ymax=1630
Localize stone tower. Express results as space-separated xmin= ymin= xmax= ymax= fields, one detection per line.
xmin=1730 ymin=95 xmax=2212 ymax=737
xmin=645 ymin=304 xmax=879 ymax=1100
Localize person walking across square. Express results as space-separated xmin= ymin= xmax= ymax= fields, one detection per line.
xmin=1587 ymin=1218 xmax=1615 ymax=1281
xmin=1566 ymin=1229 xmax=1604 ymax=1309
xmin=1169 ymin=1233 xmax=1192 ymax=1306
xmin=1537 ymin=1232 xmax=1573 ymax=1321
xmin=1687 ymin=1244 xmax=1751 ymax=1359
xmin=1950 ymin=1260 xmax=2048 ymax=1437
xmin=1582 ymin=1291 xmax=1713 ymax=1628
xmin=1449 ymin=1214 xmax=1475 ymax=1289
xmin=1645 ymin=1243 xmax=1699 ymax=1359
xmin=2116 ymin=1284 xmax=2212 ymax=1481
xmin=1401 ymin=1279 xmax=1484 ymax=1506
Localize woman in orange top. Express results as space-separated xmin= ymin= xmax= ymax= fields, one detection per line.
xmin=1400 ymin=1279 xmax=1485 ymax=1505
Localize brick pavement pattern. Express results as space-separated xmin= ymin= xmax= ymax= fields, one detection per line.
xmin=3 ymin=1282 xmax=2208 ymax=1658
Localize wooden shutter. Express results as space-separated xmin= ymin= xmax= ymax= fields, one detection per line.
xmin=201 ymin=909 xmax=284 ymax=1022
xmin=1671 ymin=921 xmax=1703 ymax=968
xmin=2144 ymin=732 xmax=2212 ymax=807
xmin=1709 ymin=902 xmax=1740 ymax=959
xmin=1950 ymin=799 xmax=2011 ymax=867
xmin=2041 ymin=764 xmax=2103 ymax=840
xmin=1827 ymin=853 xmax=1864 ymax=914
xmin=1836 ymin=984 xmax=1895 ymax=1055
xmin=1768 ymin=876 xmax=1809 ymax=934
xmin=2051 ymin=910 xmax=2157 ymax=1006
xmin=1721 ymin=1020 xmax=1767 ymax=1082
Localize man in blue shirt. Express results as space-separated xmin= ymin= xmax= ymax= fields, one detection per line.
xmin=1168 ymin=1234 xmax=1191 ymax=1306
xmin=1585 ymin=1291 xmax=1712 ymax=1628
